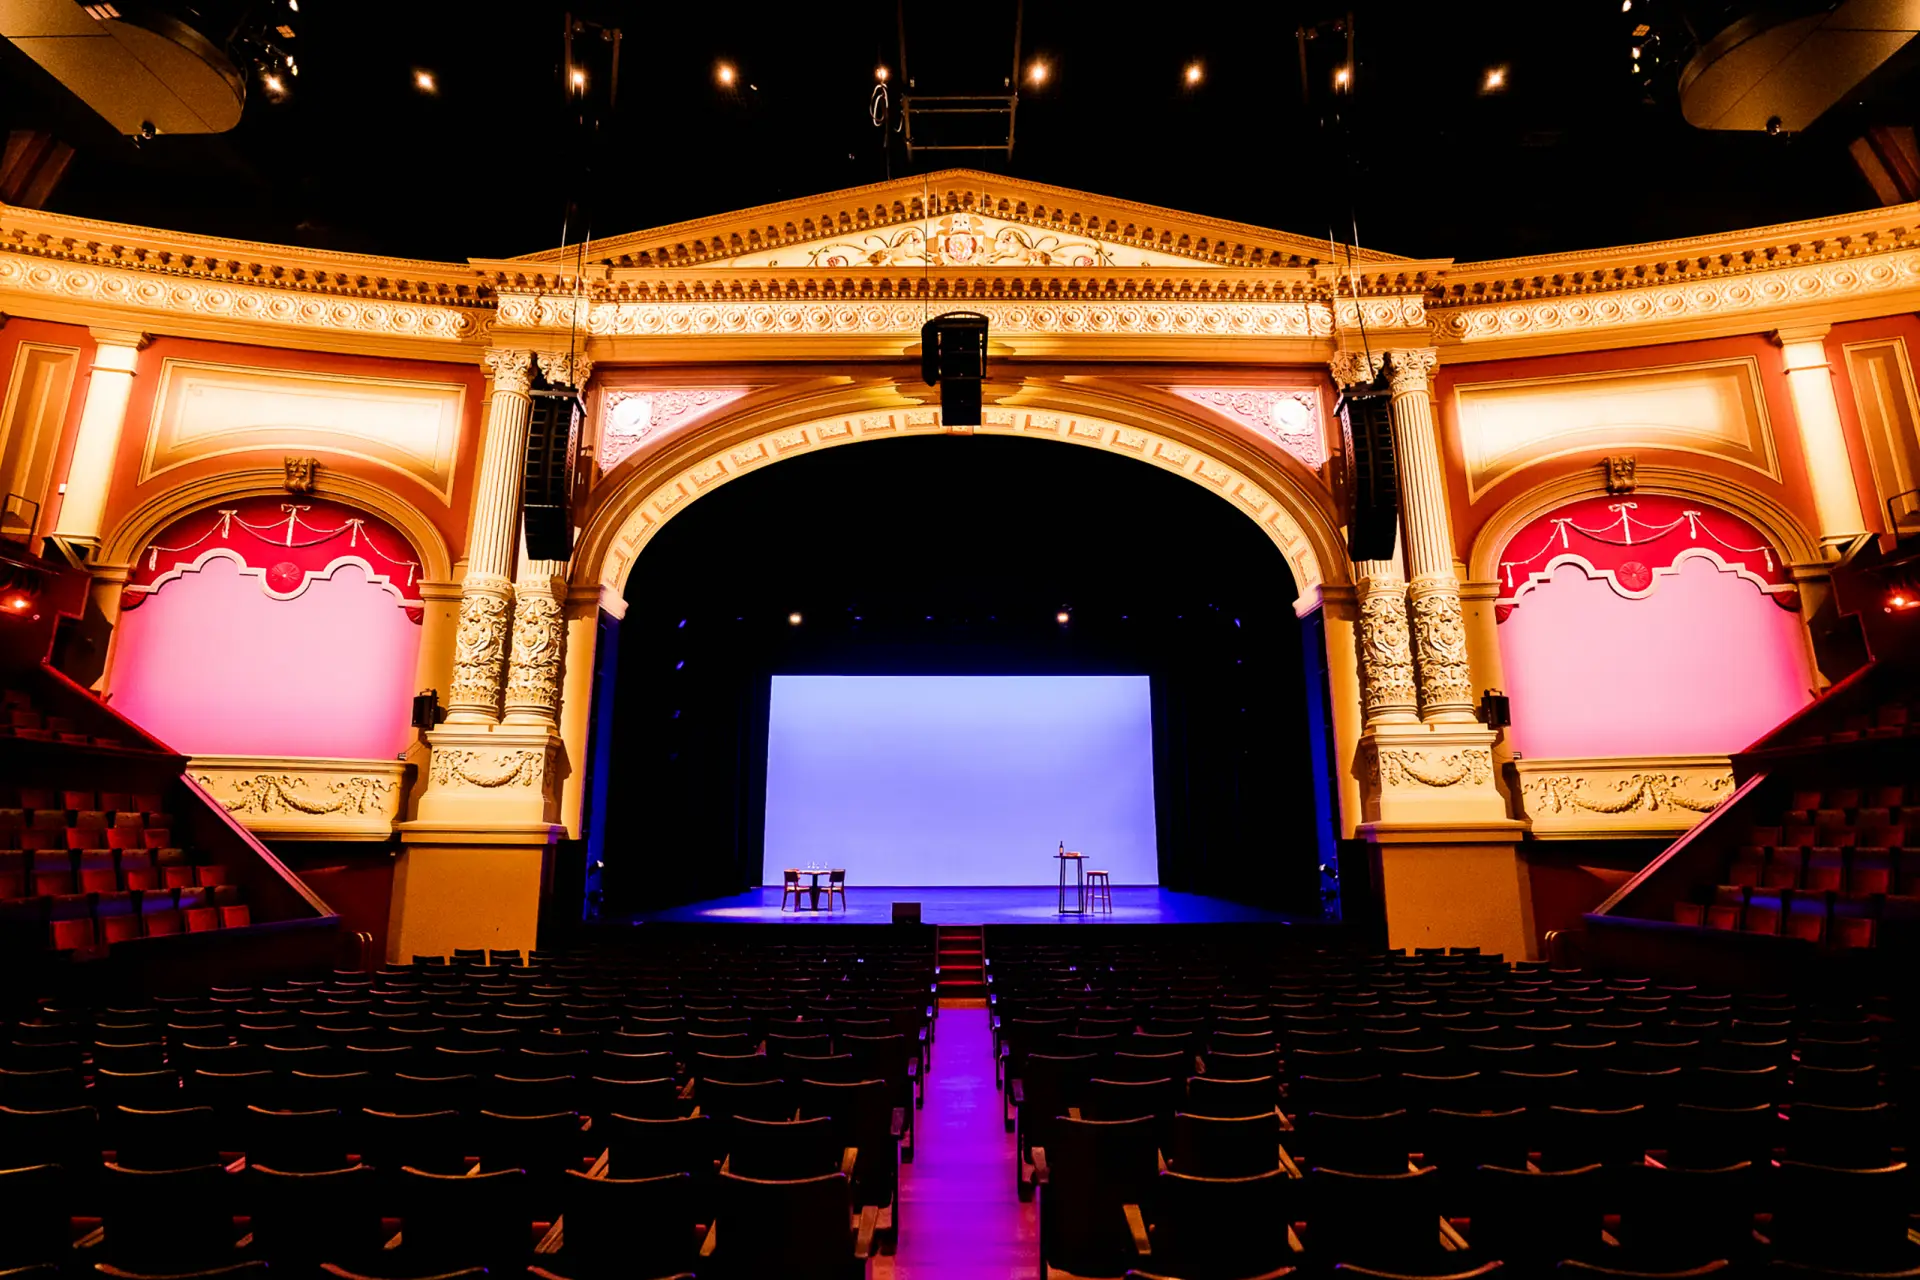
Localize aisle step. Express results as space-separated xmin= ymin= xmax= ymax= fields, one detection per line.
xmin=936 ymin=924 xmax=985 ymax=994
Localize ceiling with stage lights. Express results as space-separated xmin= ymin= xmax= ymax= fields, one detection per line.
xmin=1 ymin=0 xmax=1915 ymax=264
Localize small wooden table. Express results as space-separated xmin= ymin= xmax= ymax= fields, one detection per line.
xmin=789 ymin=868 xmax=834 ymax=911
xmin=1056 ymin=851 xmax=1088 ymax=915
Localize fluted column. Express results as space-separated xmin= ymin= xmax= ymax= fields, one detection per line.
xmin=445 ymin=348 xmax=534 ymax=723
xmin=51 ymin=329 xmax=146 ymax=547
xmin=1385 ymin=348 xmax=1476 ymax=723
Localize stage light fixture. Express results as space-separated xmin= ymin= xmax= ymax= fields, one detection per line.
xmin=875 ymin=65 xmax=889 ymax=81
xmin=788 ymin=612 xmax=803 ymax=626
xmin=570 ymin=66 xmax=587 ymax=90
xmin=263 ymin=73 xmax=284 ymax=93
xmin=716 ymin=61 xmax=737 ymax=87
xmin=415 ymin=69 xmax=436 ymax=92
xmin=1334 ymin=65 xmax=1351 ymax=88
xmin=1479 ymin=689 xmax=1512 ymax=729
xmin=921 ymin=311 xmax=989 ymax=426
xmin=1056 ymin=611 xmax=1071 ymax=625
xmin=1185 ymin=62 xmax=1203 ymax=85
xmin=1028 ymin=60 xmax=1049 ymax=84
xmin=1484 ymin=66 xmax=1506 ymax=91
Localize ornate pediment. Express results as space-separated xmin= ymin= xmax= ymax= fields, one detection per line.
xmin=507 ymin=169 xmax=1413 ymax=273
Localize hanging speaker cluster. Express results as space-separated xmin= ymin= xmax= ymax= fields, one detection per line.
xmin=1337 ymin=364 xmax=1398 ymax=563
xmin=522 ymin=382 xmax=584 ymax=562
xmin=921 ymin=311 xmax=989 ymax=426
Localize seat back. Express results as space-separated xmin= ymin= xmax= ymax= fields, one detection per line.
xmin=397 ymin=1165 xmax=530 ymax=1270
xmin=247 ymin=1163 xmax=383 ymax=1265
xmin=727 ymin=1115 xmax=842 ymax=1180
xmin=0 ymin=1163 xmax=71 ymax=1269
xmin=715 ymin=1170 xmax=853 ymax=1278
xmin=99 ymin=1162 xmax=236 ymax=1265
xmin=1151 ymin=1167 xmax=1294 ymax=1278
xmin=1169 ymin=1110 xmax=1280 ymax=1178
xmin=1468 ymin=1163 xmax=1605 ymax=1266
xmin=557 ymin=1168 xmax=700 ymax=1268
xmin=603 ymin=1112 xmax=714 ymax=1178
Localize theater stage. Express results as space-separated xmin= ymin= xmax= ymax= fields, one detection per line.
xmin=618 ymin=885 xmax=1303 ymax=926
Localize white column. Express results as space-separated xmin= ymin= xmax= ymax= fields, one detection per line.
xmin=445 ymin=348 xmax=534 ymax=723
xmin=1775 ymin=325 xmax=1868 ymax=552
xmin=1386 ymin=348 xmax=1477 ymax=724
xmin=51 ymin=329 xmax=145 ymax=546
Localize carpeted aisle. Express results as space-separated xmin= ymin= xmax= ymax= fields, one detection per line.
xmin=877 ymin=1002 xmax=1039 ymax=1280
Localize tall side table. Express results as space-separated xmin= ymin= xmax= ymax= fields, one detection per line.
xmin=1056 ymin=850 xmax=1087 ymax=915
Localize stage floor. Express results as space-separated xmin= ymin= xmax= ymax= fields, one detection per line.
xmin=618 ymin=884 xmax=1303 ymax=926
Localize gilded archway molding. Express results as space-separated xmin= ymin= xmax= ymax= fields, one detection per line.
xmin=572 ymin=385 xmax=1346 ymax=612
xmin=99 ymin=467 xmax=455 ymax=582
xmin=1467 ymin=464 xmax=1821 ymax=584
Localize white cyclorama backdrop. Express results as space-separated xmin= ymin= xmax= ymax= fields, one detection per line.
xmin=763 ymin=675 xmax=1159 ymax=886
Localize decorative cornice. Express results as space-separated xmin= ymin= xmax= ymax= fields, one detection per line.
xmin=503 ymin=168 xmax=1416 ymax=271
xmin=1430 ymin=202 xmax=1920 ymax=351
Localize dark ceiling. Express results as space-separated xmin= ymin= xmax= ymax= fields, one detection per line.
xmin=0 ymin=0 xmax=1901 ymax=264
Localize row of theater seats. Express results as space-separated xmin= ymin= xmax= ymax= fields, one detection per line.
xmin=1667 ymin=778 xmax=1920 ymax=947
xmin=988 ymin=939 xmax=1918 ymax=1278
xmin=0 ymin=787 xmax=246 ymax=952
xmin=1 ymin=688 xmax=123 ymax=748
xmin=1789 ymin=699 xmax=1920 ymax=747
xmin=0 ymin=939 xmax=937 ymax=1279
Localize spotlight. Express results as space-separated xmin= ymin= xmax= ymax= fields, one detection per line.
xmin=569 ymin=66 xmax=586 ymax=90
xmin=263 ymin=72 xmax=284 ymax=93
xmin=414 ymin=69 xmax=436 ymax=92
xmin=875 ymin=65 xmax=888 ymax=81
xmin=1028 ymin=60 xmax=1048 ymax=85
xmin=716 ymin=61 xmax=736 ymax=87
xmin=787 ymin=612 xmax=803 ymax=626
xmin=1483 ymin=66 xmax=1506 ymax=91
xmin=1056 ymin=611 xmax=1070 ymax=625
xmin=6 ymin=598 xmax=25 ymax=610
xmin=1184 ymin=62 xmax=1203 ymax=85
xmin=1333 ymin=65 xmax=1351 ymax=89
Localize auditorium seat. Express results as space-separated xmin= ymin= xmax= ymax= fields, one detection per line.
xmin=528 ymin=1169 xmax=702 ymax=1280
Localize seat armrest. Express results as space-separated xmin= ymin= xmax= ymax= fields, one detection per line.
xmin=534 ymin=1216 xmax=564 ymax=1255
xmin=1030 ymin=1146 xmax=1049 ymax=1184
xmin=587 ymin=1147 xmax=610 ymax=1179
xmin=841 ymin=1146 xmax=859 ymax=1177
xmin=891 ymin=1107 xmax=906 ymax=1139
xmin=854 ymin=1203 xmax=880 ymax=1260
xmin=699 ymin=1222 xmax=718 ymax=1258
xmin=1123 ymin=1204 xmax=1151 ymax=1255
xmin=1009 ymin=1079 xmax=1025 ymax=1105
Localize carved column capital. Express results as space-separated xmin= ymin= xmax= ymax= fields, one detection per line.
xmin=483 ymin=348 xmax=536 ymax=396
xmin=1329 ymin=348 xmax=1386 ymax=388
xmin=536 ymin=349 xmax=593 ymax=390
xmin=1384 ymin=347 xmax=1439 ymax=393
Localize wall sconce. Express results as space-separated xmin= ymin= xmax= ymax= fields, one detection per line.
xmin=1478 ymin=688 xmax=1511 ymax=729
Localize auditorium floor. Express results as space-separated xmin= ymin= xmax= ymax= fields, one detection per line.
xmin=878 ymin=1001 xmax=1038 ymax=1280
xmin=622 ymin=884 xmax=1302 ymax=925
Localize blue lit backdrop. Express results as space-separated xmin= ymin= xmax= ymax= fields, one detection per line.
xmin=763 ymin=675 xmax=1159 ymax=886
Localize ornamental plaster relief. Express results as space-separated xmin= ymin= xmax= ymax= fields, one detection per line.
xmin=1435 ymin=248 xmax=1920 ymax=347
xmin=598 ymin=388 xmax=753 ymax=469
xmin=1375 ymin=747 xmax=1494 ymax=789
xmin=188 ymin=757 xmax=407 ymax=840
xmin=503 ymin=591 xmax=566 ymax=722
xmin=591 ymin=405 xmax=1329 ymax=608
xmin=1168 ymin=388 xmax=1326 ymax=470
xmin=1514 ymin=756 xmax=1734 ymax=839
xmin=494 ymin=293 xmax=1425 ymax=340
xmin=0 ymin=255 xmax=484 ymax=342
xmin=446 ymin=582 xmax=513 ymax=716
xmin=428 ymin=747 xmax=547 ymax=789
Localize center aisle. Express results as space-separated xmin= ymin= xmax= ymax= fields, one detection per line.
xmin=877 ymin=1002 xmax=1039 ymax=1280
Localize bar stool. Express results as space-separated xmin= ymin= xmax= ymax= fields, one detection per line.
xmin=1086 ymin=870 xmax=1113 ymax=914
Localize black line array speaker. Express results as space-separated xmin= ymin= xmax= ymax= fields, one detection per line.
xmin=522 ymin=388 xmax=583 ymax=561
xmin=921 ymin=311 xmax=989 ymax=426
xmin=1337 ymin=365 xmax=1399 ymax=563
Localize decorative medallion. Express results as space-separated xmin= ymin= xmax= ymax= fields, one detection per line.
xmin=1169 ymin=388 xmax=1327 ymax=469
xmin=599 ymin=388 xmax=753 ymax=469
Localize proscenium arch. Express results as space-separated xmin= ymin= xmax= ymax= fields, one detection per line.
xmin=574 ymin=393 xmax=1346 ymax=612
xmin=1467 ymin=463 xmax=1821 ymax=584
xmin=100 ymin=466 xmax=455 ymax=583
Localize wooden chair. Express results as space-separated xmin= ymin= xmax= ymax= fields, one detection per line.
xmin=781 ymin=870 xmax=802 ymax=912
xmin=826 ymin=869 xmax=847 ymax=911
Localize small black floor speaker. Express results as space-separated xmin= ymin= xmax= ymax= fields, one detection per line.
xmin=891 ymin=902 xmax=921 ymax=924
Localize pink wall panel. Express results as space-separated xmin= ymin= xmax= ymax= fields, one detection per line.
xmin=1499 ymin=556 xmax=1814 ymax=759
xmin=110 ymin=555 xmax=421 ymax=759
